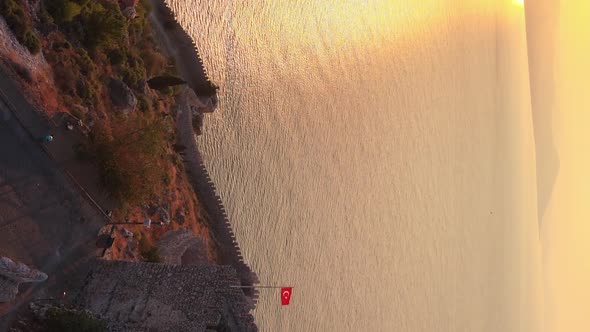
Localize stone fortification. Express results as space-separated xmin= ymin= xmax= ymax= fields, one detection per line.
xmin=73 ymin=260 xmax=257 ymax=332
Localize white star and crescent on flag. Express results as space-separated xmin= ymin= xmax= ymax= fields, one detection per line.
xmin=281 ymin=287 xmax=293 ymax=305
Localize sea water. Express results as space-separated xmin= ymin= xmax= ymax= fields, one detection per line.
xmin=167 ymin=1 xmax=543 ymax=331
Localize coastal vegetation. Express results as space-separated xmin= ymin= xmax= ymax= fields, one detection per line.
xmin=0 ymin=0 xmax=41 ymax=54
xmin=40 ymin=0 xmax=170 ymax=118
xmin=0 ymin=0 xmax=202 ymax=209
xmin=147 ymin=75 xmax=187 ymax=91
xmin=139 ymin=233 xmax=162 ymax=263
xmin=81 ymin=114 xmax=171 ymax=205
xmin=36 ymin=0 xmax=178 ymax=205
xmin=0 ymin=0 xmax=215 ymax=263
xmin=45 ymin=307 xmax=108 ymax=332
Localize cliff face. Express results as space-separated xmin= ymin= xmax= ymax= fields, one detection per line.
xmin=73 ymin=260 xmax=258 ymax=332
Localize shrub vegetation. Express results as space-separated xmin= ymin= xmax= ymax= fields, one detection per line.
xmin=139 ymin=235 xmax=162 ymax=263
xmin=4 ymin=0 xmax=182 ymax=208
xmin=45 ymin=0 xmax=84 ymax=23
xmin=45 ymin=307 xmax=108 ymax=332
xmin=84 ymin=113 xmax=171 ymax=205
xmin=0 ymin=0 xmax=41 ymax=54
xmin=80 ymin=2 xmax=127 ymax=50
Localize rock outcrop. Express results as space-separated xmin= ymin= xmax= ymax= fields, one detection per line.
xmin=107 ymin=78 xmax=137 ymax=115
xmin=0 ymin=277 xmax=19 ymax=303
xmin=119 ymin=0 xmax=139 ymax=19
xmin=191 ymin=108 xmax=204 ymax=135
xmin=179 ymin=88 xmax=216 ymax=136
xmin=122 ymin=6 xmax=138 ymax=19
xmin=0 ymin=257 xmax=47 ymax=303
xmin=195 ymin=95 xmax=218 ymax=113
xmin=0 ymin=257 xmax=47 ymax=283
xmin=148 ymin=0 xmax=219 ymax=98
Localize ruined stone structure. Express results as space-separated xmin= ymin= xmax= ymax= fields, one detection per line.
xmin=73 ymin=260 xmax=257 ymax=332
xmin=157 ymin=229 xmax=209 ymax=265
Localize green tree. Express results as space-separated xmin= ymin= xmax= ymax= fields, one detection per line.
xmin=62 ymin=1 xmax=82 ymax=22
xmin=139 ymin=236 xmax=162 ymax=263
xmin=45 ymin=308 xmax=108 ymax=332
xmin=45 ymin=0 xmax=82 ymax=24
xmin=147 ymin=75 xmax=187 ymax=91
xmin=0 ymin=0 xmax=25 ymax=36
xmin=0 ymin=0 xmax=41 ymax=54
xmin=107 ymin=48 xmax=127 ymax=66
xmin=22 ymin=29 xmax=41 ymax=54
xmin=81 ymin=3 xmax=127 ymax=50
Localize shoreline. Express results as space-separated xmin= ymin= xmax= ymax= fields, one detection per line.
xmin=148 ymin=1 xmax=259 ymax=294
xmin=176 ymin=89 xmax=260 ymax=297
xmin=147 ymin=0 xmax=216 ymax=98
xmin=0 ymin=0 xmax=258 ymax=326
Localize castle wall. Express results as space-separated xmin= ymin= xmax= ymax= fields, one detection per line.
xmin=73 ymin=261 xmax=258 ymax=332
xmin=149 ymin=0 xmax=218 ymax=96
xmin=176 ymin=102 xmax=259 ymax=304
xmin=150 ymin=0 xmax=260 ymax=305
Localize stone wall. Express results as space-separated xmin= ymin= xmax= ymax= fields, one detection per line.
xmin=183 ymin=147 xmax=260 ymax=297
xmin=149 ymin=0 xmax=218 ymax=97
xmin=176 ymin=90 xmax=260 ymax=305
xmin=151 ymin=0 xmax=260 ymax=306
xmin=73 ymin=260 xmax=257 ymax=332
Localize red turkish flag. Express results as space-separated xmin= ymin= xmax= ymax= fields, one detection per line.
xmin=281 ymin=287 xmax=293 ymax=305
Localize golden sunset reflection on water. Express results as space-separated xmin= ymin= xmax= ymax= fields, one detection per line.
xmin=168 ymin=0 xmax=540 ymax=330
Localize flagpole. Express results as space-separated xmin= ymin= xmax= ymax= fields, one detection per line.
xmin=229 ymin=285 xmax=287 ymax=289
xmin=231 ymin=285 xmax=293 ymax=305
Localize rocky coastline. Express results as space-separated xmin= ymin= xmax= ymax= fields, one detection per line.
xmin=0 ymin=0 xmax=258 ymax=330
xmin=149 ymin=0 xmax=259 ymax=295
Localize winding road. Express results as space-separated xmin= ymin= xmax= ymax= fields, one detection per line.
xmin=0 ymin=70 xmax=105 ymax=329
